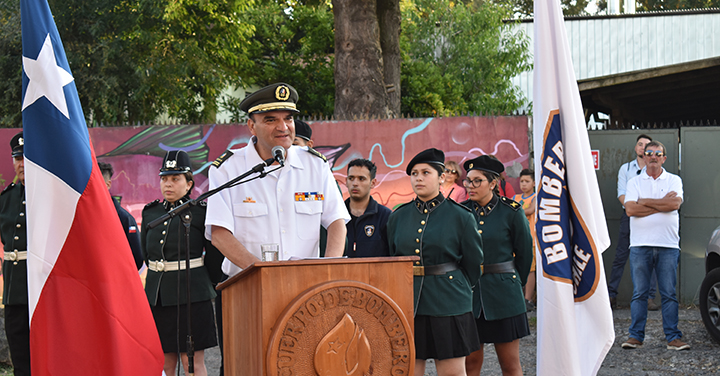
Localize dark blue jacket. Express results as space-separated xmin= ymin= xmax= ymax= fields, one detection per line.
xmin=113 ymin=197 xmax=144 ymax=269
xmin=344 ymin=197 xmax=391 ymax=257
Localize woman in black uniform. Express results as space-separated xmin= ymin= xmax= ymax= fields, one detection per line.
xmin=142 ymin=150 xmax=218 ymax=376
xmin=461 ymin=155 xmax=533 ymax=376
xmin=387 ymin=148 xmax=484 ymax=376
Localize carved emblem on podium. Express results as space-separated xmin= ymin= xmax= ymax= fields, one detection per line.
xmin=267 ymin=280 xmax=414 ymax=376
xmin=314 ymin=313 xmax=371 ymax=375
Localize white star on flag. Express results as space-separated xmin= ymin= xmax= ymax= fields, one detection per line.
xmin=22 ymin=34 xmax=75 ymax=118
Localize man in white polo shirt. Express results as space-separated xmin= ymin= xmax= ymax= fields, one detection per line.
xmin=621 ymin=140 xmax=689 ymax=351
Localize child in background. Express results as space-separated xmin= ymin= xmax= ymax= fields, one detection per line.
xmin=513 ymin=169 xmax=537 ymax=311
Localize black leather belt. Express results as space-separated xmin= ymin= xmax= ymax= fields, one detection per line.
xmin=482 ymin=261 xmax=515 ymax=274
xmin=413 ymin=262 xmax=459 ymax=276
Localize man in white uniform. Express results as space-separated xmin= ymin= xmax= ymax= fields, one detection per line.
xmin=205 ymin=83 xmax=349 ymax=276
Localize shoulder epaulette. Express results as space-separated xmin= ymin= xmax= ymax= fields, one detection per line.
xmin=306 ymin=147 xmax=327 ymax=163
xmin=144 ymin=199 xmax=160 ymax=209
xmin=500 ymin=196 xmax=522 ymax=211
xmin=1 ymin=182 xmax=16 ymax=196
xmin=198 ymin=200 xmax=207 ymax=207
xmin=393 ymin=201 xmax=414 ymax=211
xmin=449 ymin=199 xmax=473 ymax=212
xmin=212 ymin=150 xmax=234 ymax=168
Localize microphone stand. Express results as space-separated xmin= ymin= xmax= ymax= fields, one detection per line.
xmin=147 ymin=155 xmax=283 ymax=376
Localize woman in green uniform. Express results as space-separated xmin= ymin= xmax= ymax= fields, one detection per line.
xmin=387 ymin=148 xmax=484 ymax=376
xmin=461 ymin=155 xmax=533 ymax=376
xmin=142 ymin=150 xmax=219 ymax=376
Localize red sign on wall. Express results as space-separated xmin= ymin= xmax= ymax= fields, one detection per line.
xmin=591 ymin=150 xmax=600 ymax=170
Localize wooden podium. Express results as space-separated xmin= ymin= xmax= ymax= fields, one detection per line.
xmin=217 ymin=256 xmax=416 ymax=376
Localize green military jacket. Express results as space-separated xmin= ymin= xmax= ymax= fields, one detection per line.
xmin=462 ymin=195 xmax=532 ymax=321
xmin=142 ymin=197 xmax=219 ymax=306
xmin=0 ymin=183 xmax=28 ymax=305
xmin=388 ymin=194 xmax=483 ymax=317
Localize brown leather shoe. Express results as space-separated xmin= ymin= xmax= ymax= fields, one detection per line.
xmin=667 ymin=339 xmax=690 ymax=350
xmin=648 ymin=298 xmax=660 ymax=311
xmin=621 ymin=337 xmax=643 ymax=349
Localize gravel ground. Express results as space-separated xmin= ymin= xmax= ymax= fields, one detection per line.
xmin=196 ymin=305 xmax=719 ymax=376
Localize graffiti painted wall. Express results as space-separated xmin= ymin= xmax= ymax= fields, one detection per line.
xmin=0 ymin=116 xmax=529 ymax=223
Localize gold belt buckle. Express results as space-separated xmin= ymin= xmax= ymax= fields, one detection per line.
xmin=413 ymin=266 xmax=425 ymax=276
xmin=7 ymin=251 xmax=17 ymax=261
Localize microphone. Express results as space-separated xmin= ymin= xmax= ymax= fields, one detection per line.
xmin=272 ymin=145 xmax=286 ymax=166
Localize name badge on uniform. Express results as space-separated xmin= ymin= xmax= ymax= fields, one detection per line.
xmin=295 ymin=192 xmax=324 ymax=201
xmin=364 ymin=225 xmax=375 ymax=237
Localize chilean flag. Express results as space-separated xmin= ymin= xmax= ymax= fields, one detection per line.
xmin=21 ymin=0 xmax=164 ymax=374
xmin=533 ymin=0 xmax=614 ymax=374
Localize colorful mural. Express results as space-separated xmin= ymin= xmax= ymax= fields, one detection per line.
xmin=0 ymin=116 xmax=529 ymax=223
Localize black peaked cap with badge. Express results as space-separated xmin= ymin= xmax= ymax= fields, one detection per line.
xmin=159 ymin=150 xmax=192 ymax=176
xmin=406 ymin=148 xmax=445 ymax=175
xmin=10 ymin=132 xmax=23 ymax=157
xmin=463 ymin=155 xmax=504 ymax=176
xmin=239 ymin=83 xmax=300 ymax=115
xmin=295 ymin=120 xmax=312 ymax=141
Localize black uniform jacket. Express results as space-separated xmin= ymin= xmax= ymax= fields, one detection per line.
xmin=141 ymin=197 xmax=219 ymax=306
xmin=0 ymin=183 xmax=28 ymax=305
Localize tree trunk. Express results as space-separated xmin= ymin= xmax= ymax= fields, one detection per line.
xmin=333 ymin=0 xmax=390 ymax=120
xmin=377 ymin=0 xmax=401 ymax=117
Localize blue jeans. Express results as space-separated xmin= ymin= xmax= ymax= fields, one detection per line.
xmin=628 ymin=246 xmax=682 ymax=342
xmin=608 ymin=212 xmax=657 ymax=299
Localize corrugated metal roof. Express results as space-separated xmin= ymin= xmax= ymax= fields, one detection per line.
xmin=510 ymin=9 xmax=720 ymax=112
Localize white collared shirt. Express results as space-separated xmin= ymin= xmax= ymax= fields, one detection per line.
xmin=205 ymin=139 xmax=350 ymax=276
xmin=625 ymin=168 xmax=683 ymax=248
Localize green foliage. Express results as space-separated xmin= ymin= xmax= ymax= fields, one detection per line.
xmin=637 ymin=0 xmax=720 ymax=10
xmin=400 ymin=0 xmax=532 ymax=117
xmin=509 ymin=0 xmax=591 ymax=18
xmin=0 ymin=1 xmax=22 ymax=127
xmin=234 ymin=1 xmax=336 ymax=118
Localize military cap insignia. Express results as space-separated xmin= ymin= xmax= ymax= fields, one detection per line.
xmin=212 ymin=150 xmax=234 ymax=168
xmin=165 ymin=160 xmax=177 ymax=168
xmin=275 ymin=85 xmax=291 ymax=101
xmin=364 ymin=225 xmax=375 ymax=237
xmin=18 ymin=138 xmax=23 ymax=146
xmin=306 ymin=147 xmax=327 ymax=162
xmin=469 ymin=163 xmax=473 ymax=169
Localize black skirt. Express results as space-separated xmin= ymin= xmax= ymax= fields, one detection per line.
xmin=475 ymin=311 xmax=530 ymax=344
xmin=414 ymin=312 xmax=481 ymax=360
xmin=151 ymin=299 xmax=218 ymax=353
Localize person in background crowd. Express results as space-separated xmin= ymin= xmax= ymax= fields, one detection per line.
xmin=609 ymin=134 xmax=659 ymax=310
xmin=0 ymin=132 xmax=31 ymax=376
xmin=487 ymin=155 xmax=515 ymax=198
xmin=621 ymin=141 xmax=689 ymax=351
xmin=388 ymin=148 xmax=483 ymax=376
xmin=98 ymin=162 xmax=144 ymax=269
xmin=205 ymin=83 xmax=349 ymax=276
xmin=512 ymin=168 xmax=537 ymax=311
xmin=292 ymin=119 xmax=314 ymax=148
xmin=344 ymin=158 xmax=391 ymax=257
xmin=142 ymin=150 xmax=219 ymax=376
xmin=440 ymin=160 xmax=468 ymax=202
xmin=462 ymin=155 xmax=533 ymax=376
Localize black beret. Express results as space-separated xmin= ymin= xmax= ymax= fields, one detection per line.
xmin=239 ymin=83 xmax=300 ymax=115
xmin=406 ymin=148 xmax=445 ymax=175
xmin=295 ymin=120 xmax=312 ymax=141
xmin=463 ymin=155 xmax=504 ymax=176
xmin=10 ymin=131 xmax=23 ymax=157
xmin=159 ymin=150 xmax=192 ymax=176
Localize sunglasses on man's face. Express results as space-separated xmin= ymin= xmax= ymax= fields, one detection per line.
xmin=644 ymin=151 xmax=665 ymax=158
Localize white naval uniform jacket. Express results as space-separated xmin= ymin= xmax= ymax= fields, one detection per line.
xmin=205 ymin=138 xmax=350 ymax=276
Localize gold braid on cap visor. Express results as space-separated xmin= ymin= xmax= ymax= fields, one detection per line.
xmin=248 ymin=102 xmax=298 ymax=114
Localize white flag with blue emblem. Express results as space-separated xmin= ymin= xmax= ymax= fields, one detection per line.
xmin=533 ymin=0 xmax=614 ymax=374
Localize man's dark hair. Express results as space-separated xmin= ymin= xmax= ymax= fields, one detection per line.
xmin=98 ymin=162 xmax=114 ymax=179
xmin=637 ymin=134 xmax=652 ymax=142
xmin=347 ymin=159 xmax=377 ymax=180
xmin=520 ymin=168 xmax=535 ymax=179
